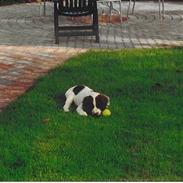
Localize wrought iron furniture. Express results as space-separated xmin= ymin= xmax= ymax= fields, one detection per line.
xmin=41 ymin=0 xmax=165 ymax=18
xmin=53 ymin=0 xmax=99 ymax=44
xmin=127 ymin=0 xmax=135 ymax=16
xmin=130 ymin=0 xmax=165 ymax=18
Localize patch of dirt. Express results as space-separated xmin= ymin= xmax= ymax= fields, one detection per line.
xmin=42 ymin=118 xmax=50 ymax=124
xmin=152 ymin=82 xmax=162 ymax=91
xmin=176 ymin=69 xmax=182 ymax=73
xmin=155 ymin=44 xmax=183 ymax=49
xmin=10 ymin=158 xmax=25 ymax=169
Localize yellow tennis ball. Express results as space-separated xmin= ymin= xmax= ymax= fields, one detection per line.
xmin=102 ymin=109 xmax=111 ymax=117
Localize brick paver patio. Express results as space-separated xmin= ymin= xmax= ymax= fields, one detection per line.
xmin=0 ymin=46 xmax=86 ymax=110
xmin=0 ymin=1 xmax=183 ymax=111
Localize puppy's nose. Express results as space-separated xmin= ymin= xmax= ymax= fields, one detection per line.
xmin=92 ymin=111 xmax=101 ymax=116
xmin=92 ymin=108 xmax=101 ymax=116
xmin=92 ymin=112 xmax=100 ymax=117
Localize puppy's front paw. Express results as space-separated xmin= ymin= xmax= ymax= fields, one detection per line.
xmin=77 ymin=110 xmax=88 ymax=116
xmin=81 ymin=112 xmax=88 ymax=116
xmin=63 ymin=106 xmax=69 ymax=112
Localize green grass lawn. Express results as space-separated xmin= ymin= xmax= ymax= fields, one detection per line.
xmin=0 ymin=49 xmax=183 ymax=181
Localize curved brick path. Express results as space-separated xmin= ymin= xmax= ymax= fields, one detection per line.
xmin=0 ymin=46 xmax=86 ymax=110
xmin=0 ymin=1 xmax=183 ymax=110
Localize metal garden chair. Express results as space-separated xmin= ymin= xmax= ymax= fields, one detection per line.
xmin=129 ymin=0 xmax=165 ymax=18
xmin=53 ymin=0 xmax=99 ymax=44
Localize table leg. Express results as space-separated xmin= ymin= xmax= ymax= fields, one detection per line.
xmin=119 ymin=0 xmax=122 ymax=23
xmin=109 ymin=1 xmax=113 ymax=22
xmin=132 ymin=0 xmax=135 ymax=14
xmin=127 ymin=0 xmax=131 ymax=17
xmin=158 ymin=0 xmax=161 ymax=18
xmin=43 ymin=0 xmax=46 ymax=16
xmin=162 ymin=0 xmax=165 ymax=18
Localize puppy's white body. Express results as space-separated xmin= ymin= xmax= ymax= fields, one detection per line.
xmin=65 ymin=86 xmax=97 ymax=106
xmin=63 ymin=85 xmax=110 ymax=116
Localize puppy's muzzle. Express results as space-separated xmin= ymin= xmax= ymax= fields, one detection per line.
xmin=92 ymin=108 xmax=101 ymax=116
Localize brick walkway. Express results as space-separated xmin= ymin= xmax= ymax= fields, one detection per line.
xmin=0 ymin=46 xmax=86 ymax=110
xmin=0 ymin=1 xmax=183 ymax=111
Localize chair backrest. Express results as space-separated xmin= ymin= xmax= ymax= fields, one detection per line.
xmin=58 ymin=0 xmax=96 ymax=16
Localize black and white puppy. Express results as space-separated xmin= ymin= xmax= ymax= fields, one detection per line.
xmin=63 ymin=85 xmax=110 ymax=116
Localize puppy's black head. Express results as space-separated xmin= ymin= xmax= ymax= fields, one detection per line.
xmin=82 ymin=96 xmax=94 ymax=115
xmin=96 ymin=94 xmax=110 ymax=112
xmin=82 ymin=94 xmax=110 ymax=116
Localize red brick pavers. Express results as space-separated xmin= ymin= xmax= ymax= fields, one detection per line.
xmin=0 ymin=46 xmax=86 ymax=111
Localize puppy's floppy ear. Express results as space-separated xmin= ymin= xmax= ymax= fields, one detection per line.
xmin=82 ymin=96 xmax=94 ymax=115
xmin=96 ymin=94 xmax=109 ymax=111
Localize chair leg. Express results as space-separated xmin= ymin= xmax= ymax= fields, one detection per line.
xmin=94 ymin=20 xmax=100 ymax=43
xmin=93 ymin=6 xmax=100 ymax=43
xmin=96 ymin=33 xmax=100 ymax=43
xmin=54 ymin=3 xmax=59 ymax=44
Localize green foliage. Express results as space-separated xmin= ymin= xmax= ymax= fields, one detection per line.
xmin=0 ymin=48 xmax=183 ymax=181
